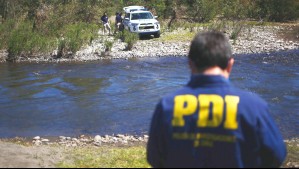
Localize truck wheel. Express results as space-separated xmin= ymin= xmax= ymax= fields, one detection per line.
xmin=154 ymin=32 xmax=160 ymax=38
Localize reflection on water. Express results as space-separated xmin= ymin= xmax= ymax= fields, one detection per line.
xmin=0 ymin=50 xmax=298 ymax=138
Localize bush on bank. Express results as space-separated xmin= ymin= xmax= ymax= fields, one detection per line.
xmin=0 ymin=19 xmax=98 ymax=61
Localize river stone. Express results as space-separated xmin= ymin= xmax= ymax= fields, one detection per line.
xmin=59 ymin=136 xmax=66 ymax=140
xmin=94 ymin=142 xmax=102 ymax=147
xmin=94 ymin=135 xmax=102 ymax=142
xmin=34 ymin=140 xmax=42 ymax=146
xmin=117 ymin=134 xmax=125 ymax=138
xmin=33 ymin=136 xmax=40 ymax=140
xmin=122 ymin=140 xmax=128 ymax=145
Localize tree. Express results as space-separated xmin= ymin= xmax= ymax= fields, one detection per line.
xmin=256 ymin=0 xmax=299 ymax=22
xmin=186 ymin=0 xmax=219 ymax=22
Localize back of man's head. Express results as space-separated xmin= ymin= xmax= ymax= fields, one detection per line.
xmin=188 ymin=31 xmax=232 ymax=72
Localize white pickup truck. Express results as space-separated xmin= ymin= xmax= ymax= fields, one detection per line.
xmin=123 ymin=6 xmax=161 ymax=38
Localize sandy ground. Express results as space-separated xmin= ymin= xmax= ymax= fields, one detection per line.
xmin=0 ymin=141 xmax=65 ymax=168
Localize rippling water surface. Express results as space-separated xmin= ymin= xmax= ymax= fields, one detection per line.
xmin=0 ymin=50 xmax=298 ymax=138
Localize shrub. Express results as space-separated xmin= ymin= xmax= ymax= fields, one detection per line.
xmin=104 ymin=40 xmax=114 ymax=52
xmin=187 ymin=0 xmax=219 ymax=23
xmin=0 ymin=19 xmax=18 ymax=50
xmin=124 ymin=31 xmax=139 ymax=51
xmin=58 ymin=23 xmax=98 ymax=57
xmin=7 ymin=21 xmax=56 ymax=61
xmin=4 ymin=20 xmax=98 ymax=60
xmin=206 ymin=20 xmax=228 ymax=32
xmin=230 ymin=21 xmax=244 ymax=44
xmin=116 ymin=30 xmax=139 ymax=51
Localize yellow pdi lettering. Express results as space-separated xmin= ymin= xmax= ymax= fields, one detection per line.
xmin=224 ymin=96 xmax=240 ymax=130
xmin=172 ymin=94 xmax=240 ymax=130
xmin=172 ymin=95 xmax=198 ymax=127
xmin=198 ymin=95 xmax=224 ymax=128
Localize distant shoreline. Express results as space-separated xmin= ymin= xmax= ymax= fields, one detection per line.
xmin=0 ymin=24 xmax=298 ymax=63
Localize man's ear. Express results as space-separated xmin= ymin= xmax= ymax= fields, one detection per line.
xmin=227 ymin=58 xmax=235 ymax=74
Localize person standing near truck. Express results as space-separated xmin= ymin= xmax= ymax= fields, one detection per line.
xmin=101 ymin=12 xmax=111 ymax=35
xmin=115 ymin=12 xmax=123 ymax=33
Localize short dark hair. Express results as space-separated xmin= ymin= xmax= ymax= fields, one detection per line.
xmin=188 ymin=31 xmax=232 ymax=72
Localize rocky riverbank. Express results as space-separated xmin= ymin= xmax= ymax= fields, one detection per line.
xmin=31 ymin=135 xmax=148 ymax=147
xmin=55 ymin=25 xmax=299 ymax=61
xmin=27 ymin=136 xmax=299 ymax=168
xmin=0 ymin=25 xmax=298 ymax=63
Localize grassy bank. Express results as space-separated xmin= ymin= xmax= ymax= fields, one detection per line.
xmin=0 ymin=138 xmax=298 ymax=168
xmin=57 ymin=145 xmax=150 ymax=168
xmin=0 ymin=19 xmax=98 ymax=61
xmin=56 ymin=141 xmax=298 ymax=168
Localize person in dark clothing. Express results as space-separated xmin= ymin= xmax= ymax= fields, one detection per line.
xmin=147 ymin=31 xmax=287 ymax=168
xmin=115 ymin=12 xmax=123 ymax=33
xmin=101 ymin=12 xmax=111 ymax=35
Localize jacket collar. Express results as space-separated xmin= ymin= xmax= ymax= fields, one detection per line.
xmin=187 ymin=74 xmax=231 ymax=88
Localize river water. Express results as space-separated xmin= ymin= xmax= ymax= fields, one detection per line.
xmin=0 ymin=50 xmax=298 ymax=138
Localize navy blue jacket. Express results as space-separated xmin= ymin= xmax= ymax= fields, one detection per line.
xmin=147 ymin=75 xmax=286 ymax=168
xmin=101 ymin=15 xmax=108 ymax=24
xmin=116 ymin=15 xmax=122 ymax=23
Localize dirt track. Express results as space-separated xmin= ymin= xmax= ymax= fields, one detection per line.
xmin=0 ymin=141 xmax=65 ymax=168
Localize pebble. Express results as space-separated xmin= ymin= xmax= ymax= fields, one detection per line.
xmin=30 ymin=134 xmax=150 ymax=147
xmin=59 ymin=136 xmax=66 ymax=140
xmin=94 ymin=142 xmax=102 ymax=147
xmin=33 ymin=136 xmax=40 ymax=140
xmin=94 ymin=135 xmax=102 ymax=142
xmin=33 ymin=140 xmax=42 ymax=146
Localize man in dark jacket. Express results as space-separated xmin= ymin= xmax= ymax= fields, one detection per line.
xmin=101 ymin=12 xmax=111 ymax=35
xmin=147 ymin=31 xmax=287 ymax=168
xmin=115 ymin=12 xmax=123 ymax=33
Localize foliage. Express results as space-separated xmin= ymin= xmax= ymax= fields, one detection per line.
xmin=283 ymin=140 xmax=299 ymax=168
xmin=0 ymin=0 xmax=298 ymax=59
xmin=104 ymin=40 xmax=114 ymax=52
xmin=205 ymin=20 xmax=228 ymax=32
xmin=56 ymin=141 xmax=299 ymax=168
xmin=186 ymin=0 xmax=219 ymax=23
xmin=6 ymin=21 xmax=56 ymax=61
xmin=61 ymin=23 xmax=98 ymax=55
xmin=117 ymin=30 xmax=139 ymax=51
xmin=230 ymin=21 xmax=244 ymax=44
xmin=57 ymin=145 xmax=150 ymax=168
xmin=255 ymin=0 xmax=299 ymax=22
xmin=221 ymin=0 xmax=249 ymax=20
xmin=1 ymin=0 xmax=298 ymax=24
xmin=156 ymin=30 xmax=196 ymax=42
xmin=0 ymin=19 xmax=16 ymax=49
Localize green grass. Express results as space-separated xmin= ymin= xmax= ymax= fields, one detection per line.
xmin=57 ymin=145 xmax=150 ymax=168
xmin=283 ymin=141 xmax=299 ymax=167
xmin=57 ymin=141 xmax=299 ymax=168
xmin=157 ymin=31 xmax=197 ymax=42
